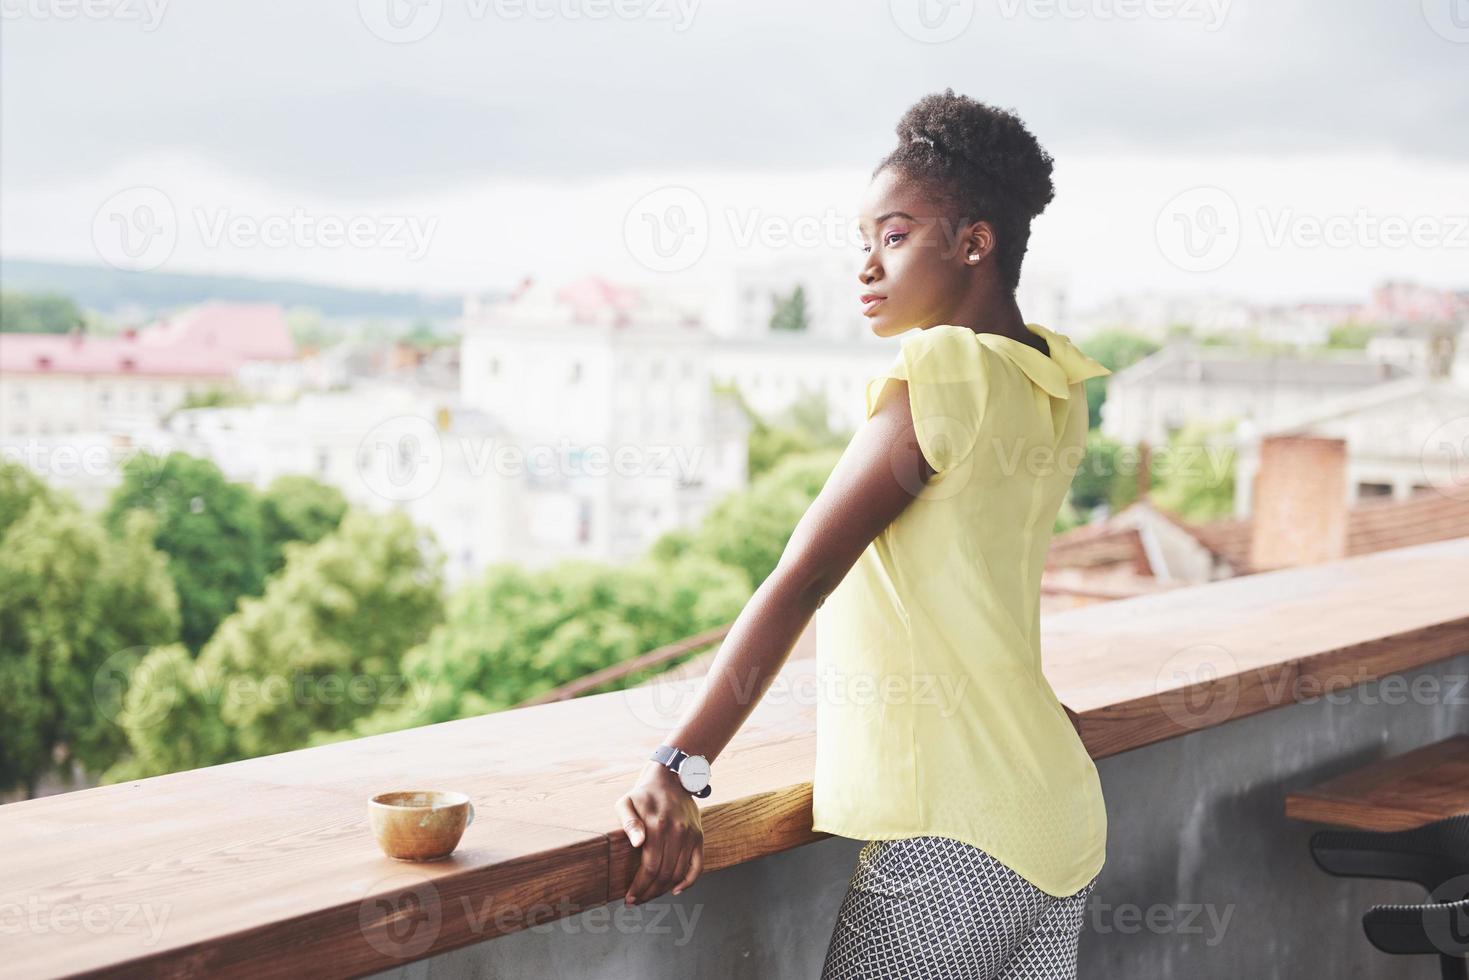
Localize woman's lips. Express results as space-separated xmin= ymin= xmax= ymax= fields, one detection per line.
xmin=860 ymin=295 xmax=886 ymax=316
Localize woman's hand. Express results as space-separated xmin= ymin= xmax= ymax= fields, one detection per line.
xmin=614 ymin=761 xmax=704 ymax=905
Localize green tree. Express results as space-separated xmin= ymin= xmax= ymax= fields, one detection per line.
xmin=172 ymin=387 xmax=249 ymax=414
xmin=339 ymin=552 xmax=749 ymax=738
xmin=1078 ymin=329 xmax=1161 ymax=430
xmin=658 ymin=448 xmax=842 ymax=590
xmin=0 ymin=493 xmax=179 ymax=796
xmin=105 ymin=452 xmax=268 ymax=651
xmin=0 ymin=291 xmax=85 ymax=334
xmin=769 ymin=285 xmax=810 ymax=333
xmin=1327 ymin=322 xmax=1374 ymax=350
xmin=259 ymin=475 xmax=349 ymax=573
xmin=1069 ymin=432 xmax=1128 ymax=517
xmin=0 ymin=461 xmax=55 ymax=536
xmin=107 ymin=510 xmax=444 ymax=777
xmin=1149 ymin=420 xmax=1237 ymax=522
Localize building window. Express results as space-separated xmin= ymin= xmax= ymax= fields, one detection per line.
xmin=1357 ymin=482 xmax=1393 ymax=499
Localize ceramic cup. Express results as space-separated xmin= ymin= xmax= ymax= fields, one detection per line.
xmin=369 ymin=790 xmax=476 ymax=861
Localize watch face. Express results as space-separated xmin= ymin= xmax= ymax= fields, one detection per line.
xmin=677 ymin=754 xmax=711 ymax=792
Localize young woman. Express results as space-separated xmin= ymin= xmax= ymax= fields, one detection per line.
xmin=614 ymin=88 xmax=1110 ymax=979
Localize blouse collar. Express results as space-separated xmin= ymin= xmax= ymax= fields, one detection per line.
xmin=972 ymin=323 xmax=1112 ymax=400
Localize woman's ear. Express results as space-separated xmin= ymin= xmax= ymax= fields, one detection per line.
xmin=963 ymin=221 xmax=997 ymax=265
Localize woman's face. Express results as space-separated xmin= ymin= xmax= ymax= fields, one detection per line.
xmin=856 ymin=166 xmax=982 ymax=338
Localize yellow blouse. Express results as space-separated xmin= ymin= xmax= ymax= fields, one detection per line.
xmin=812 ymin=322 xmax=1112 ymax=898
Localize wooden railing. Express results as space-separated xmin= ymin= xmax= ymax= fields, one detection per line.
xmin=3 ymin=537 xmax=1468 ymax=978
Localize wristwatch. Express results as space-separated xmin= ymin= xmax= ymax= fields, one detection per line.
xmin=650 ymin=744 xmax=713 ymax=798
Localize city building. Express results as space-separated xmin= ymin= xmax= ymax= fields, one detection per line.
xmin=0 ymin=302 xmax=296 ymax=439
xmin=1100 ymin=339 xmax=1411 ymax=447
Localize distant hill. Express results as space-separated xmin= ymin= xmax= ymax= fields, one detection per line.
xmin=1 ymin=258 xmax=466 ymax=320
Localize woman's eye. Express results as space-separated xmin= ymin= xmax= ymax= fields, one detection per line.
xmin=885 ymin=232 xmax=906 ymax=247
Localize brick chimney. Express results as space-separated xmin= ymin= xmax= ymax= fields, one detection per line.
xmin=1248 ymin=435 xmax=1348 ymax=571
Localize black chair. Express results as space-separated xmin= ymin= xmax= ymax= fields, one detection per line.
xmin=1363 ymin=898 xmax=1469 ymax=980
xmin=1309 ymin=814 xmax=1469 ymax=979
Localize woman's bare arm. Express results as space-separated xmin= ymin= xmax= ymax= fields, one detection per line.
xmin=660 ymin=375 xmax=934 ymax=761
xmin=615 ymin=376 xmax=935 ymax=905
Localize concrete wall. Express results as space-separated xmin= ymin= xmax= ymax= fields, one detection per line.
xmin=369 ymin=652 xmax=1469 ymax=979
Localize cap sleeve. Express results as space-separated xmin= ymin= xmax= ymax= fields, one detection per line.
xmin=864 ymin=325 xmax=989 ymax=476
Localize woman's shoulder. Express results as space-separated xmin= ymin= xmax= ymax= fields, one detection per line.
xmin=894 ymin=325 xmax=989 ymax=383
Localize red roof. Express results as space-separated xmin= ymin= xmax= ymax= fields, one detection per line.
xmin=0 ymin=302 xmax=295 ymax=378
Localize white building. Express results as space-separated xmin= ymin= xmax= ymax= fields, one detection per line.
xmin=159 ymin=384 xmax=522 ymax=585
xmin=1233 ymin=373 xmax=1469 ymax=516
xmin=460 ymin=277 xmax=752 ymax=568
xmin=1100 ymin=339 xmax=1413 ymax=448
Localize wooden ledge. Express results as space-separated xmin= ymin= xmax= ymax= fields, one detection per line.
xmin=4 ymin=537 xmax=1468 ymax=978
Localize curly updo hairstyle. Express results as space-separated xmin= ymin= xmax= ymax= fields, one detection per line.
xmin=874 ymin=89 xmax=1055 ymax=292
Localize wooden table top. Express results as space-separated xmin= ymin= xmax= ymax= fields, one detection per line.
xmin=1285 ymin=735 xmax=1469 ymax=832
xmin=3 ymin=536 xmax=1468 ymax=978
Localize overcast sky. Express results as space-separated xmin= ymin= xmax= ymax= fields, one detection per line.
xmin=3 ymin=0 xmax=1466 ymax=310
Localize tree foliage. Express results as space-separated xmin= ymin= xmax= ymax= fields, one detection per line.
xmin=0 ymin=291 xmax=85 ymax=334
xmin=107 ymin=510 xmax=445 ymax=778
xmin=105 ymin=452 xmax=268 ymax=651
xmin=338 ymin=551 xmax=750 ymax=738
xmin=0 ymin=477 xmax=179 ymax=797
xmin=259 ymin=474 xmax=349 ymax=573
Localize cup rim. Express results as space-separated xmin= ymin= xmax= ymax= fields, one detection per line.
xmin=370 ymin=789 xmax=471 ymax=809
